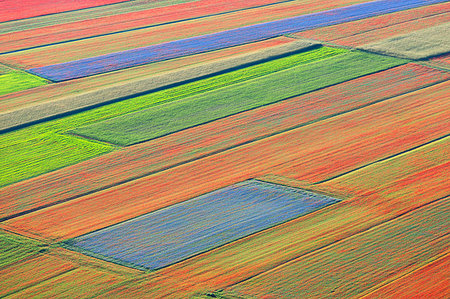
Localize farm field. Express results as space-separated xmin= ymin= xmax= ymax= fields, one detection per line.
xmin=0 ymin=0 xmax=448 ymax=298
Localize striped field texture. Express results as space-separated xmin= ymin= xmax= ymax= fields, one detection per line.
xmin=0 ymin=0 xmax=448 ymax=297
xmin=27 ymin=0 xmax=443 ymax=81
xmin=0 ymin=63 xmax=446 ymax=221
xmin=67 ymin=180 xmax=339 ymax=270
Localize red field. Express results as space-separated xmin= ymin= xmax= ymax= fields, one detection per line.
xmin=0 ymin=0 xmax=294 ymax=53
xmin=0 ymin=0 xmax=130 ymax=23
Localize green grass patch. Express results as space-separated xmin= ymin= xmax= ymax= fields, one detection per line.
xmin=0 ymin=230 xmax=44 ymax=268
xmin=72 ymin=51 xmax=406 ymax=145
xmin=0 ymin=47 xmax=345 ymax=187
xmin=0 ymin=69 xmax=48 ymax=96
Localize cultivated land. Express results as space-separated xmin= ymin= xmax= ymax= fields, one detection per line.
xmin=0 ymin=0 xmax=448 ymax=297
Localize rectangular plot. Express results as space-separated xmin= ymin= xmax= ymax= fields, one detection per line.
xmin=223 ymin=198 xmax=450 ymax=298
xmin=27 ymin=0 xmax=443 ymax=81
xmin=66 ymin=180 xmax=339 ymax=270
xmin=71 ymin=51 xmax=404 ymax=146
xmin=1 ymin=63 xmax=445 ymax=221
xmin=359 ymin=23 xmax=450 ymax=59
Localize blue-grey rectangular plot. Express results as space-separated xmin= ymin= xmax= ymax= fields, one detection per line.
xmin=66 ymin=180 xmax=340 ymax=270
xmin=29 ymin=0 xmax=446 ymax=81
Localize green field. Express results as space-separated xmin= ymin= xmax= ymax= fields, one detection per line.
xmin=72 ymin=51 xmax=406 ymax=145
xmin=0 ymin=230 xmax=44 ymax=268
xmin=0 ymin=69 xmax=48 ymax=96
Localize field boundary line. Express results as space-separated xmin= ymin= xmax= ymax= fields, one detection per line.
xmin=0 ymin=65 xmax=445 ymax=223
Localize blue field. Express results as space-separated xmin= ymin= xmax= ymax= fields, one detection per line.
xmin=66 ymin=180 xmax=340 ymax=270
xmin=28 ymin=0 xmax=445 ymax=82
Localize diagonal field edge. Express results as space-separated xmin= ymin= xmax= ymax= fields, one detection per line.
xmin=28 ymin=0 xmax=447 ymax=81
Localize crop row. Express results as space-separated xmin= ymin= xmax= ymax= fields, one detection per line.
xmin=5 ymin=81 xmax=448 ymax=241
xmin=1 ymin=63 xmax=446 ymax=221
xmin=0 ymin=0 xmax=295 ymax=53
xmin=0 ymin=47 xmax=341 ymax=187
xmin=71 ymin=51 xmax=404 ymax=145
xmin=28 ymin=0 xmax=443 ymax=81
xmin=0 ymin=0 xmax=129 ymax=23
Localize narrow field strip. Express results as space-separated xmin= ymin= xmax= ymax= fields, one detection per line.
xmin=0 ymin=47 xmax=329 ymax=187
xmin=0 ymin=0 xmax=130 ymax=23
xmin=223 ymin=198 xmax=449 ymax=298
xmin=70 ymin=51 xmax=404 ymax=146
xmin=27 ymin=0 xmax=443 ymax=81
xmin=65 ymin=180 xmax=339 ymax=270
xmin=0 ymin=63 xmax=446 ymax=222
xmin=4 ymin=81 xmax=448 ymax=240
xmin=0 ymin=40 xmax=316 ymax=132
xmin=98 ymin=141 xmax=449 ymax=298
xmin=0 ymin=67 xmax=48 ymax=96
xmin=0 ymin=0 xmax=369 ymax=69
xmin=0 ymin=0 xmax=298 ymax=53
xmin=7 ymin=266 xmax=126 ymax=298
xmin=0 ymin=37 xmax=293 ymax=113
xmin=0 ymin=254 xmax=76 ymax=297
xmin=359 ymin=22 xmax=450 ymax=59
xmin=363 ymin=253 xmax=450 ymax=298
xmin=294 ymin=2 xmax=450 ymax=45
xmin=0 ymin=0 xmax=198 ymax=35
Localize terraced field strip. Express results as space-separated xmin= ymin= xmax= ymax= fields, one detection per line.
xmin=66 ymin=180 xmax=339 ymax=270
xmin=0 ymin=0 xmax=298 ymax=53
xmin=71 ymin=51 xmax=404 ymax=145
xmin=24 ymin=0 xmax=442 ymax=81
xmin=4 ymin=81 xmax=448 ymax=240
xmin=0 ymin=0 xmax=131 ymax=23
xmin=98 ymin=138 xmax=449 ymax=298
xmin=0 ymin=0 xmax=370 ymax=69
xmin=0 ymin=66 xmax=48 ymax=96
xmin=0 ymin=46 xmax=329 ymax=187
xmin=6 ymin=266 xmax=126 ymax=298
xmin=0 ymin=37 xmax=293 ymax=112
xmin=0 ymin=39 xmax=316 ymax=132
xmin=294 ymin=2 xmax=450 ymax=46
xmin=0 ymin=254 xmax=76 ymax=297
xmin=222 ymin=198 xmax=449 ymax=298
xmin=1 ymin=63 xmax=444 ymax=221
xmin=363 ymin=253 xmax=450 ymax=298
xmin=359 ymin=22 xmax=450 ymax=59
